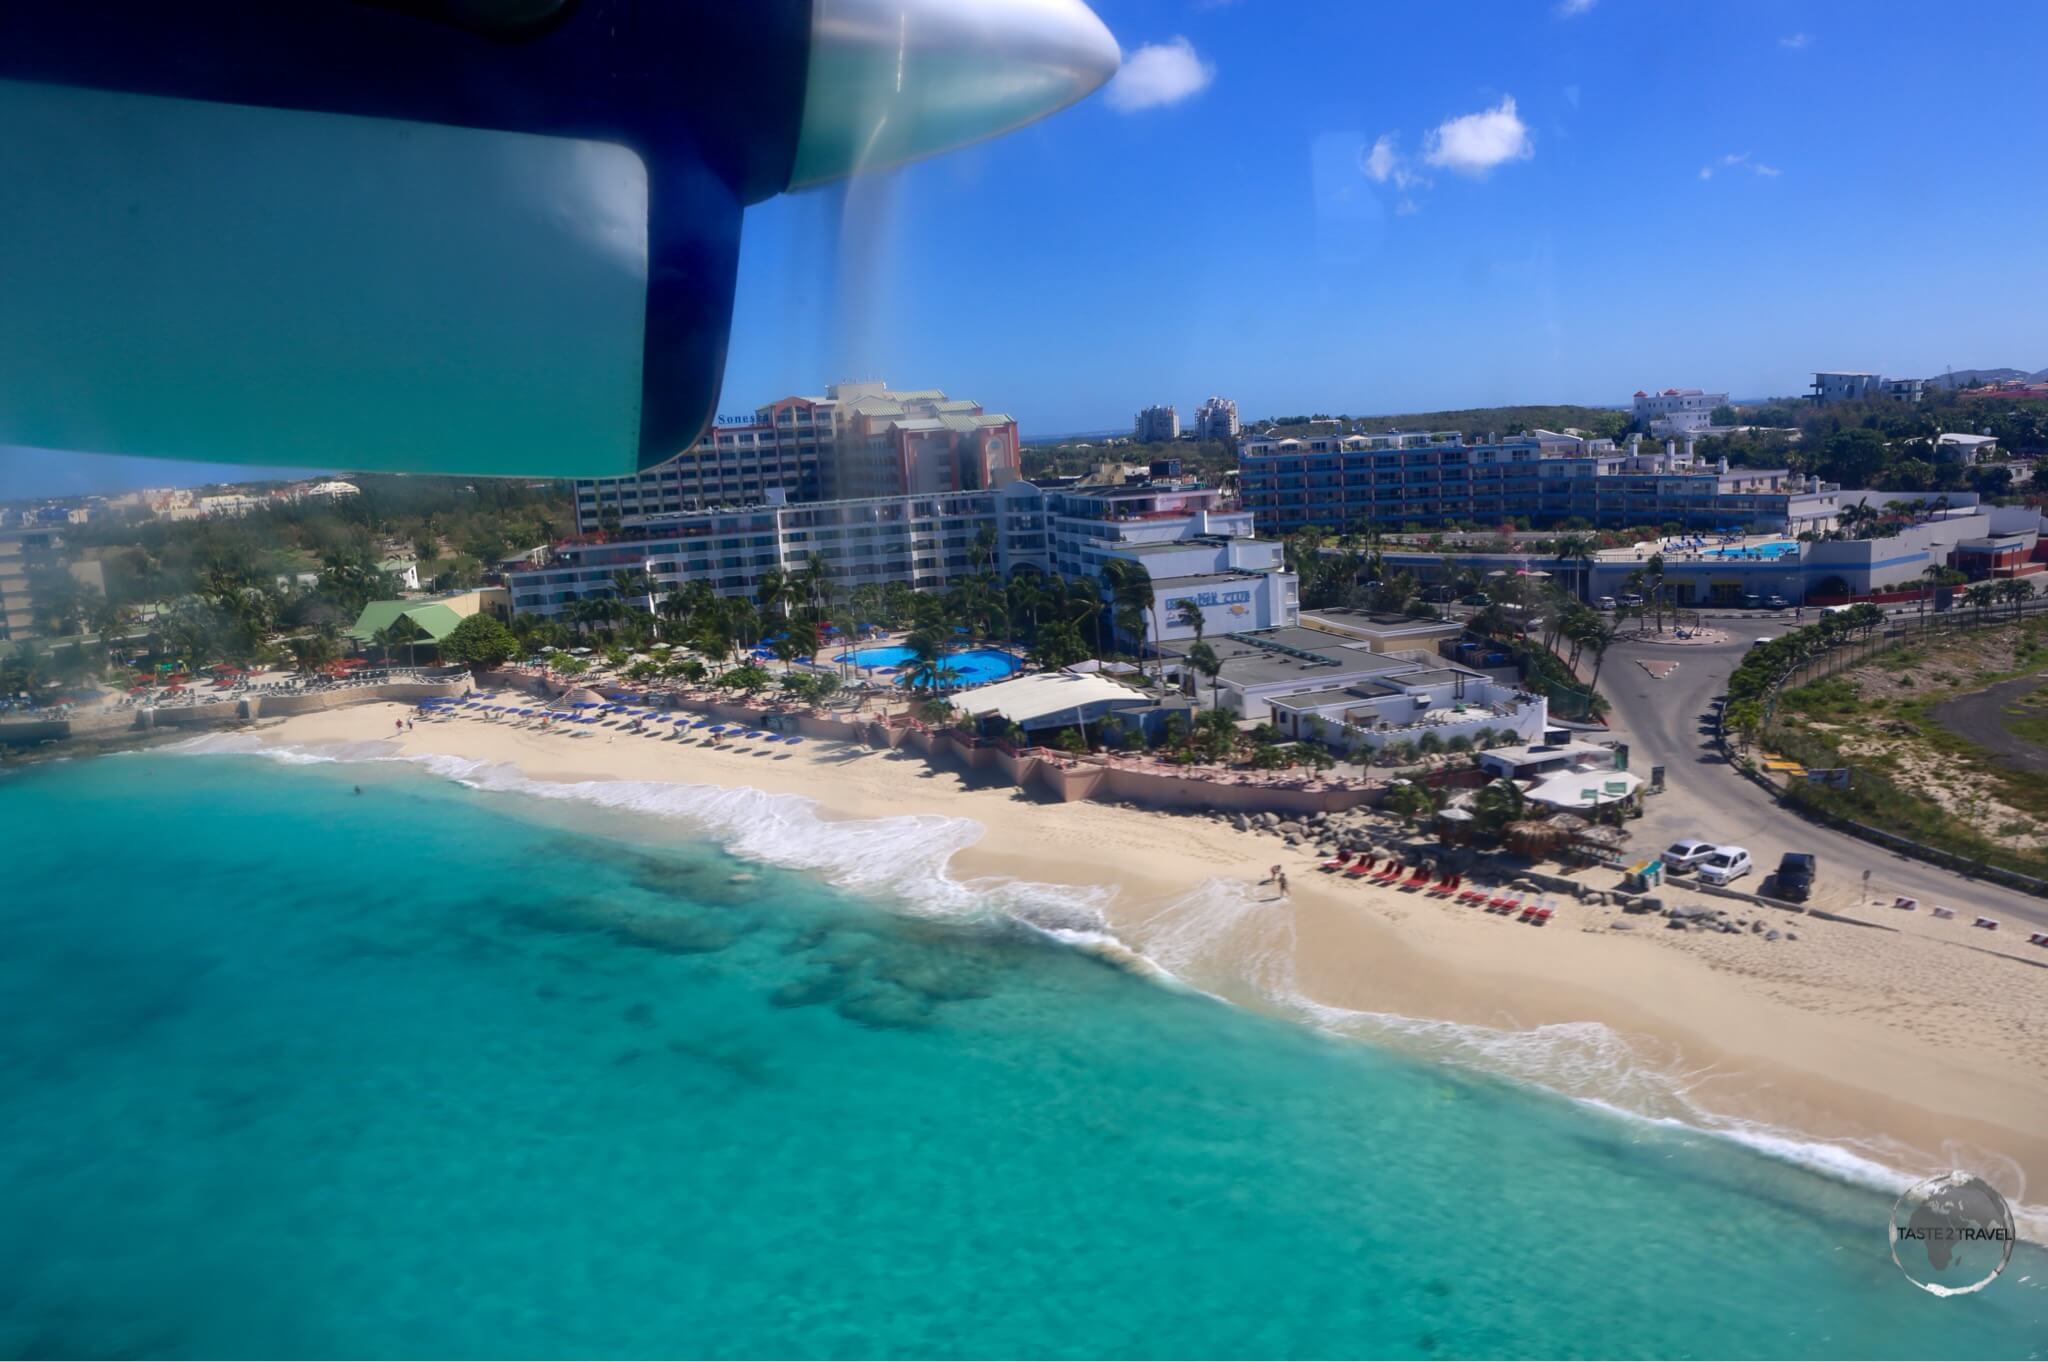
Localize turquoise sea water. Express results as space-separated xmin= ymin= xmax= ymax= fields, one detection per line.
xmin=1 ymin=751 xmax=2043 ymax=1359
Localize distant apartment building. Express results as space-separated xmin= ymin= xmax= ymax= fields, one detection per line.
xmin=511 ymin=479 xmax=1296 ymax=647
xmin=1194 ymin=396 xmax=1240 ymax=443
xmin=1134 ymin=405 xmax=1180 ymax=443
xmin=1810 ymin=371 xmax=1927 ymax=404
xmin=1631 ymin=387 xmax=1726 ymax=435
xmin=571 ymin=381 xmax=1020 ymax=535
xmin=0 ymin=527 xmax=64 ymax=641
xmin=1238 ymin=430 xmax=1834 ymax=534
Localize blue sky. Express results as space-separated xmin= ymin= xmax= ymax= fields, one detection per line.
xmin=9 ymin=0 xmax=2045 ymax=497
xmin=723 ymin=0 xmax=2048 ymax=432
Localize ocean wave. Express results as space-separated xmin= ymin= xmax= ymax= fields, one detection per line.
xmin=1127 ymin=875 xmax=2048 ymax=1242
xmin=161 ymin=735 xmax=1115 ymax=937
xmin=161 ymin=734 xmax=2047 ymax=1241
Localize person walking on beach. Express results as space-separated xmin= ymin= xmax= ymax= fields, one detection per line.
xmin=1275 ymin=870 xmax=1289 ymax=897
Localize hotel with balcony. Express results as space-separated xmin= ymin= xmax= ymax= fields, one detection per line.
xmin=509 ymin=478 xmax=1299 ymax=647
xmin=1238 ymin=429 xmax=1836 ymax=535
xmin=570 ymin=381 xmax=1020 ymax=534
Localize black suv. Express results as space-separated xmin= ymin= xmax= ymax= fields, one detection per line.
xmin=1773 ymin=853 xmax=1817 ymax=902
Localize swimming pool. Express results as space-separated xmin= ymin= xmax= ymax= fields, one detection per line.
xmin=838 ymin=645 xmax=1024 ymax=688
xmin=1702 ymin=540 xmax=1799 ymax=561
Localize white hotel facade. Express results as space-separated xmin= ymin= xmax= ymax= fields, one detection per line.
xmin=507 ymin=479 xmax=1299 ymax=647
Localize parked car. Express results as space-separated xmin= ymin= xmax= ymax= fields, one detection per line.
xmin=1619 ymin=592 xmax=1645 ymax=607
xmin=1596 ymin=595 xmax=1618 ymax=611
xmin=1741 ymin=592 xmax=1764 ymax=609
xmin=1459 ymin=592 xmax=1491 ymax=606
xmin=1772 ymin=853 xmax=1817 ymax=901
xmin=1662 ymin=839 xmax=1718 ymax=873
xmin=1765 ymin=594 xmax=1789 ymax=610
xmin=1695 ymin=846 xmax=1753 ymax=886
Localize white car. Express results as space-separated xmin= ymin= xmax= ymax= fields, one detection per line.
xmin=1661 ymin=839 xmax=1718 ymax=873
xmin=1695 ymin=846 xmax=1753 ymax=886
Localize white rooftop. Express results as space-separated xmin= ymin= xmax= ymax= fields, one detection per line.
xmin=957 ymin=671 xmax=1149 ymax=725
xmin=1525 ymin=768 xmax=1643 ymax=811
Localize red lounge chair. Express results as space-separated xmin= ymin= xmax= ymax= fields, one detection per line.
xmin=2029 ymin=933 xmax=2048 ymax=948
xmin=1458 ymin=888 xmax=1487 ymax=905
xmin=1377 ymin=864 xmax=1405 ymax=884
xmin=1530 ymin=907 xmax=1554 ymax=925
xmin=1487 ymin=894 xmax=1514 ymax=910
xmin=1405 ymin=868 xmax=1430 ymax=887
xmin=1344 ymin=857 xmax=1377 ymax=878
xmin=1321 ymin=853 xmax=1354 ymax=872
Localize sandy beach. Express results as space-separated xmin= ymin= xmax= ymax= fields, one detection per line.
xmin=262 ymin=701 xmax=2048 ymax=1221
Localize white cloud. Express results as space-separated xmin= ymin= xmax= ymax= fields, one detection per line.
xmin=1779 ymin=32 xmax=1811 ymax=49
xmin=1104 ymin=37 xmax=1215 ymax=112
xmin=1699 ymin=152 xmax=1783 ymax=181
xmin=1556 ymin=0 xmax=1596 ymax=14
xmin=1395 ymin=197 xmax=1420 ymax=216
xmin=1363 ymin=134 xmax=1400 ymax=183
xmin=1359 ymin=132 xmax=1429 ymax=192
xmin=1422 ymin=96 xmax=1534 ymax=176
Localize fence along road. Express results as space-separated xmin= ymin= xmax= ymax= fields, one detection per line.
xmin=1599 ymin=606 xmax=2048 ymax=934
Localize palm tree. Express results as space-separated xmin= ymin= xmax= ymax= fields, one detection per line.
xmin=1583 ymin=620 xmax=1619 ymax=693
xmin=1554 ymin=533 xmax=1595 ymax=604
xmin=373 ymin=614 xmax=427 ymax=668
xmin=1964 ymin=582 xmax=1997 ymax=622
xmin=1102 ymin=560 xmax=1157 ymax=676
xmin=756 ymin=567 xmax=793 ymax=623
xmin=1472 ymin=777 xmax=1526 ymax=836
xmin=1173 ymin=597 xmax=1205 ymax=647
xmin=901 ymin=628 xmax=960 ymax=693
xmin=1187 ymin=640 xmax=1223 ymax=710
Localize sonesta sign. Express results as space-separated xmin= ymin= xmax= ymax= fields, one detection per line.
xmin=1166 ymin=590 xmax=1253 ymax=608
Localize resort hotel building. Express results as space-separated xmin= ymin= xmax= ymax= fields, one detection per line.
xmin=1238 ymin=429 xmax=1838 ymax=535
xmin=508 ymin=477 xmax=1299 ymax=649
xmin=571 ymin=381 xmax=1022 ymax=534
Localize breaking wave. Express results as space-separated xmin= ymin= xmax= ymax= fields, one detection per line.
xmin=157 ymin=730 xmax=2046 ymax=1241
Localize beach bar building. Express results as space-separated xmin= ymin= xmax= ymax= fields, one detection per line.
xmin=954 ymin=671 xmax=1155 ymax=741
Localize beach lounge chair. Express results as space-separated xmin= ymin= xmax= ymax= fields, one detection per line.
xmin=1531 ymin=907 xmax=1554 ymax=925
xmin=1487 ymin=893 xmax=1514 ymax=911
xmin=1892 ymin=896 xmax=1918 ymax=911
xmin=1931 ymin=905 xmax=1957 ymax=919
xmin=1374 ymin=863 xmax=1403 ymax=884
xmin=1404 ymin=867 xmax=1430 ymax=887
xmin=2027 ymin=933 xmax=2048 ymax=948
xmin=1343 ymin=857 xmax=1377 ymax=878
xmin=1457 ymin=888 xmax=1487 ymax=905
xmin=1321 ymin=852 xmax=1355 ymax=872
xmin=1973 ymin=917 xmax=1998 ymax=931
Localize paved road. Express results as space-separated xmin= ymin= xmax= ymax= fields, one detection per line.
xmin=1933 ymin=673 xmax=2048 ymax=772
xmin=1597 ymin=613 xmax=2048 ymax=933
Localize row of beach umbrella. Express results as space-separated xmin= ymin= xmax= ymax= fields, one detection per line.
xmin=419 ymin=694 xmax=803 ymax=743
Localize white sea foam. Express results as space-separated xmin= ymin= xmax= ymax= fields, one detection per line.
xmin=1127 ymin=874 xmax=2048 ymax=1241
xmin=159 ymin=734 xmax=2048 ymax=1240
